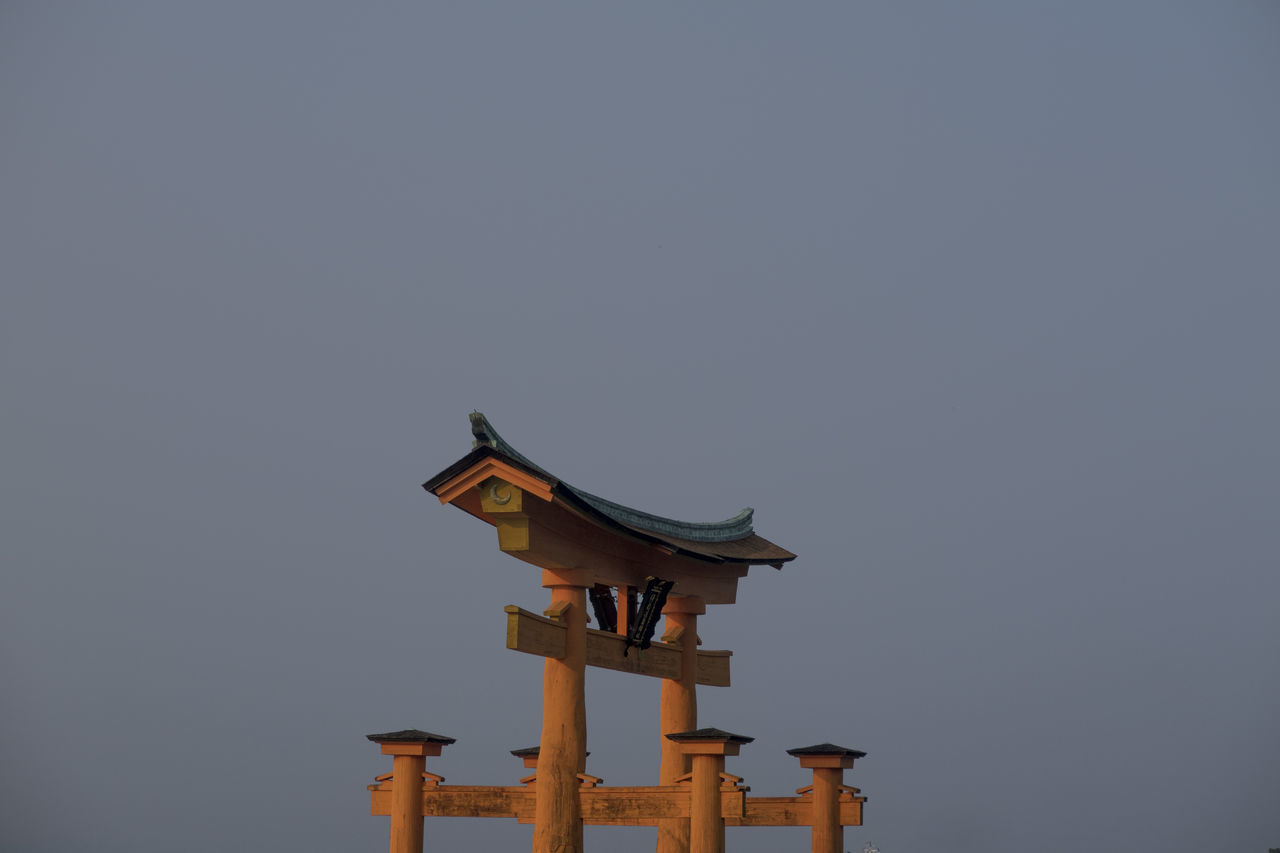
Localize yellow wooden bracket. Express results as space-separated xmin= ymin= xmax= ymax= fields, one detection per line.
xmin=543 ymin=600 xmax=571 ymax=621
xmin=504 ymin=605 xmax=732 ymax=686
xmin=434 ymin=459 xmax=552 ymax=506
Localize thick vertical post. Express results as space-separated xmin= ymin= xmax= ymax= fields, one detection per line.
xmin=657 ymin=596 xmax=704 ymax=853
xmin=367 ymin=730 xmax=455 ymax=853
xmin=390 ymin=753 xmax=426 ymax=853
xmin=810 ymin=767 xmax=841 ymax=853
xmin=667 ymin=729 xmax=753 ymax=853
xmin=533 ymin=568 xmax=592 ymax=853
xmin=786 ymin=743 xmax=866 ymax=853
xmin=689 ymin=753 xmax=724 ymax=853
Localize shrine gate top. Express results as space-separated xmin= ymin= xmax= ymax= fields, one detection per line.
xmin=421 ymin=412 xmax=796 ymax=605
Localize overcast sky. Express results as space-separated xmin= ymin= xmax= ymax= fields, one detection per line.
xmin=3 ymin=4 xmax=1278 ymax=853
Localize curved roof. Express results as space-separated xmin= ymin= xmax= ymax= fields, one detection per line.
xmin=422 ymin=412 xmax=795 ymax=567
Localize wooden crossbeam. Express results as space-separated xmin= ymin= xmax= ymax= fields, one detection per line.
xmin=369 ymin=783 xmax=863 ymax=827
xmin=503 ymin=605 xmax=731 ymax=687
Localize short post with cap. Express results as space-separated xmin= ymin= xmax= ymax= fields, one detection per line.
xmin=367 ymin=729 xmax=455 ymax=853
xmin=666 ymin=728 xmax=753 ymax=853
xmin=786 ymin=743 xmax=866 ymax=853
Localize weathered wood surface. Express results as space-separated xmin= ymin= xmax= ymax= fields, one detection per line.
xmin=727 ymin=796 xmax=864 ymax=827
xmin=505 ymin=605 xmax=566 ymax=659
xmin=448 ymin=483 xmax=750 ymax=604
xmin=371 ymin=786 xmax=533 ymax=819
xmin=370 ymin=784 xmax=862 ymax=826
xmin=504 ymin=605 xmax=732 ymax=686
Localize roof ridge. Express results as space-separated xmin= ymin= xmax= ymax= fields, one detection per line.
xmin=466 ymin=412 xmax=755 ymax=543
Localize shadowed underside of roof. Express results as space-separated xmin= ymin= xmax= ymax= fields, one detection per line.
xmin=421 ymin=412 xmax=796 ymax=567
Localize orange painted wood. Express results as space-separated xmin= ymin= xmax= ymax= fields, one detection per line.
xmin=514 ymin=497 xmax=749 ymax=604
xmin=370 ymin=784 xmax=862 ymax=827
xmin=658 ymin=610 xmax=699 ymax=853
xmin=811 ymin=767 xmax=842 ymax=853
xmin=371 ymin=786 xmax=534 ymax=819
xmin=689 ymin=754 xmax=726 ymax=853
xmin=617 ymin=584 xmax=632 ymax=636
xmin=533 ymin=583 xmax=588 ymax=853
xmin=504 ymin=606 xmax=733 ymax=686
xmin=388 ymin=755 xmax=425 ymax=853
xmin=435 ymin=462 xmax=553 ymax=506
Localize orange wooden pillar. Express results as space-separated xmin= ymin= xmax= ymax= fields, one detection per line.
xmin=657 ymin=596 xmax=704 ymax=853
xmin=366 ymin=730 xmax=455 ymax=853
xmin=666 ymin=729 xmax=753 ymax=853
xmin=533 ymin=568 xmax=591 ymax=853
xmin=786 ymin=743 xmax=865 ymax=853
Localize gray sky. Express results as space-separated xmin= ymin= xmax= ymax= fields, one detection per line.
xmin=3 ymin=3 xmax=1278 ymax=852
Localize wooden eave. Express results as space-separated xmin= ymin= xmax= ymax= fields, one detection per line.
xmin=421 ymin=417 xmax=796 ymax=604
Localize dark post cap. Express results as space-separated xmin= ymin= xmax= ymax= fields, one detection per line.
xmin=785 ymin=743 xmax=866 ymax=758
xmin=665 ymin=727 xmax=754 ymax=744
xmin=510 ymin=746 xmax=589 ymax=757
xmin=365 ymin=729 xmax=457 ymax=745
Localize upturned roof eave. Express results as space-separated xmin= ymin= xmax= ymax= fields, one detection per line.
xmin=421 ymin=414 xmax=797 ymax=567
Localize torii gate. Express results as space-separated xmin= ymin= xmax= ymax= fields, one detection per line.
xmin=367 ymin=413 xmax=867 ymax=853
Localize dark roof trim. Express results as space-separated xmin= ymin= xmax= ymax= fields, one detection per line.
xmin=785 ymin=742 xmax=866 ymax=758
xmin=467 ymin=412 xmax=755 ymax=544
xmin=366 ymin=729 xmax=456 ymax=744
xmin=665 ymin=727 xmax=755 ymax=744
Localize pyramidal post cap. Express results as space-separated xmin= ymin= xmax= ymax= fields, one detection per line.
xmin=366 ymin=729 xmax=456 ymax=744
xmin=664 ymin=727 xmax=754 ymax=744
xmin=666 ymin=727 xmax=753 ymax=756
xmin=509 ymin=746 xmax=590 ymax=757
xmin=785 ymin=743 xmax=866 ymax=758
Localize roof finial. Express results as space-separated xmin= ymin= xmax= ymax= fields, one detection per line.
xmin=470 ymin=411 xmax=498 ymax=450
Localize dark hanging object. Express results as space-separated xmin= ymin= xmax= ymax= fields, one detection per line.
xmin=625 ymin=576 xmax=674 ymax=655
xmin=625 ymin=586 xmax=638 ymax=633
xmin=588 ymin=584 xmax=617 ymax=633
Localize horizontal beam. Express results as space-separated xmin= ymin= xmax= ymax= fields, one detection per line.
xmin=504 ymin=606 xmax=731 ymax=687
xmin=504 ymin=605 xmax=566 ymax=659
xmin=728 ymin=796 xmax=864 ymax=827
xmin=370 ymin=784 xmax=862 ymax=827
xmin=447 ymin=485 xmax=747 ymax=604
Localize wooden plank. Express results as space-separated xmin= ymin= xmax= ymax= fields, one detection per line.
xmin=585 ymin=627 xmax=732 ymax=686
xmin=374 ymin=785 xmax=859 ymax=827
xmin=372 ymin=786 xmax=534 ymax=819
xmin=505 ymin=605 xmax=565 ymax=659
xmin=372 ymin=785 xmax=777 ymax=826
xmin=728 ymin=796 xmax=863 ymax=827
xmin=504 ymin=607 xmax=732 ymax=686
xmin=579 ymin=789 xmax=686 ymax=824
xmin=730 ymin=797 xmax=809 ymax=826
xmin=585 ymin=627 xmax=681 ymax=679
xmin=694 ymin=649 xmax=732 ymax=688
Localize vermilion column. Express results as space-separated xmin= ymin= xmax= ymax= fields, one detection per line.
xmin=666 ymin=728 xmax=753 ymax=853
xmin=366 ymin=729 xmax=455 ymax=853
xmin=533 ymin=568 xmax=592 ymax=853
xmin=786 ymin=743 xmax=866 ymax=853
xmin=657 ymin=596 xmax=705 ymax=853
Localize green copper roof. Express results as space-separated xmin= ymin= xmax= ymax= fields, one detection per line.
xmin=468 ymin=412 xmax=755 ymax=543
xmin=423 ymin=413 xmax=796 ymax=566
